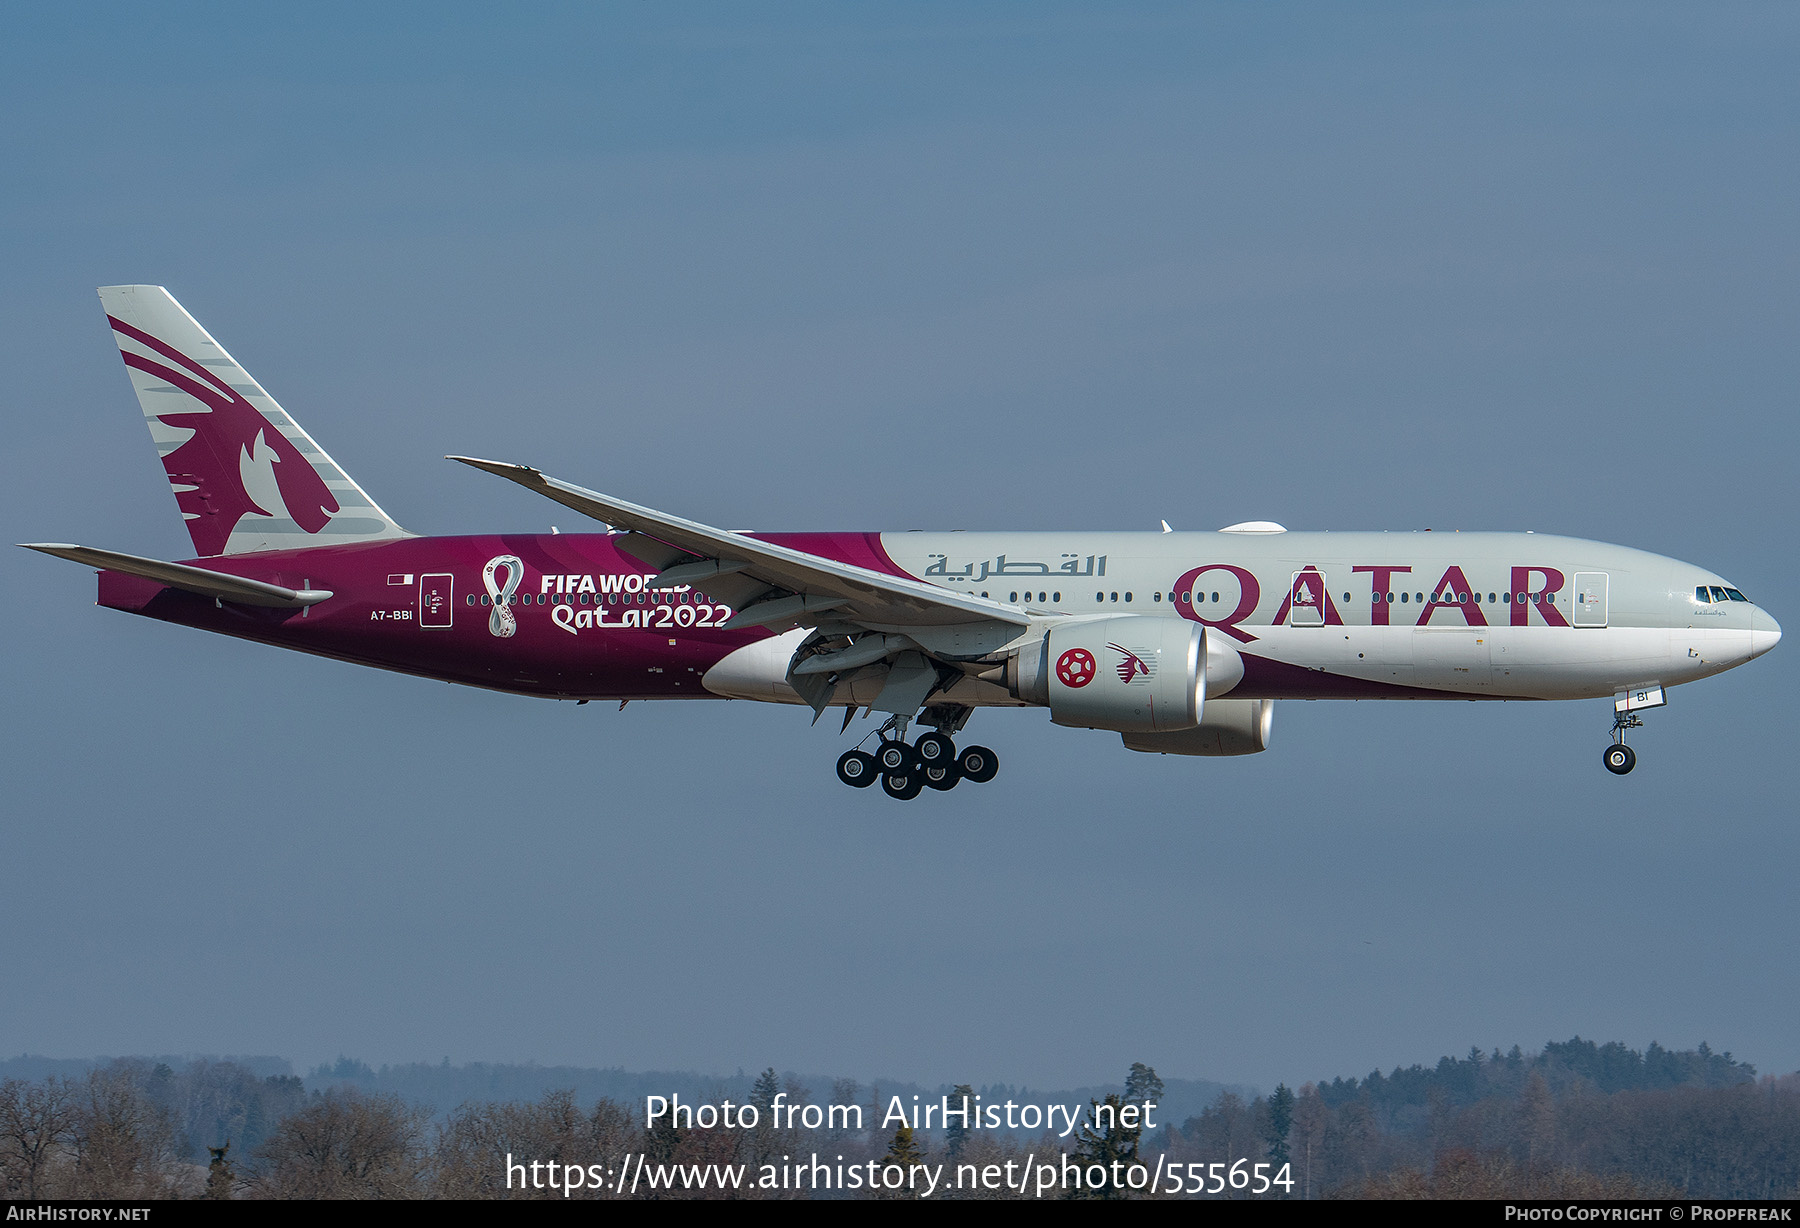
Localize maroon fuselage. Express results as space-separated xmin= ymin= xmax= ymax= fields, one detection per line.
xmin=97 ymin=533 xmax=890 ymax=700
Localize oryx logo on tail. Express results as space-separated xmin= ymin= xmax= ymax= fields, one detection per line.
xmin=109 ymin=314 xmax=339 ymax=556
xmin=100 ymin=286 xmax=407 ymax=557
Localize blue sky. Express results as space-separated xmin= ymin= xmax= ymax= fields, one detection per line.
xmin=3 ymin=3 xmax=1794 ymax=1091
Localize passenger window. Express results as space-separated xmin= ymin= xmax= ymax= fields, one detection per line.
xmin=1211 ymin=592 xmax=1220 ymax=602
xmin=1180 ymin=592 xmax=1190 ymax=603
xmin=1053 ymin=592 xmax=1061 ymax=602
xmin=1400 ymin=592 xmax=1409 ymax=603
xmin=1110 ymin=592 xmax=1119 ymax=602
xmin=1010 ymin=592 xmax=1018 ymax=603
xmin=1125 ymin=592 xmax=1132 ymax=602
xmin=1154 ymin=591 xmax=1162 ymax=602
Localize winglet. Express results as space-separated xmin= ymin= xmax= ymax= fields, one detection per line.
xmin=449 ymin=455 xmax=616 ymax=528
xmin=447 ymin=455 xmax=539 ymax=480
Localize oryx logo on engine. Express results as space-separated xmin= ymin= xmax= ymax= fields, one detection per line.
xmin=1107 ymin=643 xmax=1153 ymax=684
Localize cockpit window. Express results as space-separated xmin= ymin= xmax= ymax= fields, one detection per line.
xmin=1697 ymin=587 xmax=1709 ymax=603
xmin=1725 ymin=588 xmax=1749 ymax=602
xmin=1710 ymin=586 xmax=1732 ymax=604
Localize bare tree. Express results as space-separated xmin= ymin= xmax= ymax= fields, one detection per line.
xmin=248 ymin=1089 xmax=429 ymax=1199
xmin=65 ymin=1064 xmax=190 ymax=1198
xmin=0 ymin=1077 xmax=77 ymax=1198
xmin=433 ymin=1089 xmax=633 ymax=1199
xmin=1293 ymin=1083 xmax=1329 ymax=1199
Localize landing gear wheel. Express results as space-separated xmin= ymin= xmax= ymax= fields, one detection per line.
xmin=958 ymin=745 xmax=999 ymax=784
xmin=836 ymin=750 xmax=878 ymax=788
xmin=1604 ymin=744 xmax=1637 ymax=775
xmin=876 ymin=740 xmax=917 ymax=774
xmin=882 ymin=772 xmax=924 ymax=800
xmin=922 ymin=763 xmax=961 ymax=791
xmin=915 ymin=732 xmax=956 ymax=766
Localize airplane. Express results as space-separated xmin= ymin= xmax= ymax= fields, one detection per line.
xmin=21 ymin=286 xmax=1782 ymax=798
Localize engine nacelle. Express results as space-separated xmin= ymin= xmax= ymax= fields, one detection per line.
xmin=1004 ymin=616 xmax=1204 ymax=733
xmin=1121 ymin=698 xmax=1274 ymax=756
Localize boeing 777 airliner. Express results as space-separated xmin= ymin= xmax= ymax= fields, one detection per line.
xmin=22 ymin=287 xmax=1781 ymax=798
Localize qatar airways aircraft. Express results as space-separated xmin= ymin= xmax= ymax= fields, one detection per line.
xmin=23 ymin=287 xmax=1781 ymax=797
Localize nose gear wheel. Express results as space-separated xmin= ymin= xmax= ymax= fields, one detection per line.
xmin=1605 ymin=709 xmax=1643 ymax=776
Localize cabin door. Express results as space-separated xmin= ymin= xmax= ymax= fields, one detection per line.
xmin=1573 ymin=572 xmax=1609 ymax=628
xmin=1288 ymin=570 xmax=1326 ymax=627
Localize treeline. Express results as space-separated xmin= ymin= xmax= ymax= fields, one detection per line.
xmin=1276 ymin=1039 xmax=1800 ymax=1199
xmin=3 ymin=1041 xmax=1796 ymax=1198
xmin=295 ymin=1056 xmax=1240 ymax=1133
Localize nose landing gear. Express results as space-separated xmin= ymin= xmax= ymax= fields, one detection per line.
xmin=1603 ymin=686 xmax=1663 ymax=775
xmin=1605 ymin=710 xmax=1643 ymax=775
xmin=842 ymin=713 xmax=998 ymax=799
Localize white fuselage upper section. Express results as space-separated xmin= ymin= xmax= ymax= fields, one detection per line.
xmin=706 ymin=529 xmax=1777 ymax=707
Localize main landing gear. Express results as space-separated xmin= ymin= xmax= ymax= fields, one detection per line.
xmin=835 ymin=715 xmax=998 ymax=800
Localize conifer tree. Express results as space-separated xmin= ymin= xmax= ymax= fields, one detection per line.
xmin=645 ymin=1110 xmax=684 ymax=1164
xmin=1265 ymin=1084 xmax=1295 ymax=1169
xmin=882 ymin=1123 xmax=924 ymax=1168
xmin=204 ymin=1140 xmax=233 ymax=1200
xmin=944 ymin=1084 xmax=974 ymax=1160
xmin=1067 ymin=1093 xmax=1140 ymax=1200
xmin=750 ymin=1068 xmax=780 ymax=1115
xmin=1124 ymin=1063 xmax=1165 ymax=1107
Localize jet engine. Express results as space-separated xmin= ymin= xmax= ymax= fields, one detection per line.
xmin=999 ymin=616 xmax=1204 ymax=733
xmin=1121 ymin=698 xmax=1274 ymax=756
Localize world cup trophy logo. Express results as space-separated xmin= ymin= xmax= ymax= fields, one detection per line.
xmin=483 ymin=554 xmax=524 ymax=637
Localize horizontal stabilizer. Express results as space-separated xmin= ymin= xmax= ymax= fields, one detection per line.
xmin=19 ymin=544 xmax=333 ymax=609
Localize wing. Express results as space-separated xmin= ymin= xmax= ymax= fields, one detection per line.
xmin=449 ymin=456 xmax=1039 ymax=718
xmin=450 ymin=456 xmax=1028 ymax=631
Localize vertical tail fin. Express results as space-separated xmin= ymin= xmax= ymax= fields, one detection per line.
xmin=99 ymin=285 xmax=409 ymax=557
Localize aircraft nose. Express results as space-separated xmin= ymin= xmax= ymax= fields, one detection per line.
xmin=1751 ymin=607 xmax=1782 ymax=660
